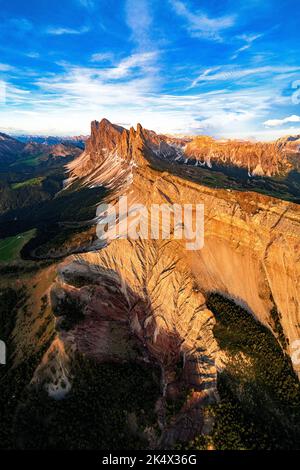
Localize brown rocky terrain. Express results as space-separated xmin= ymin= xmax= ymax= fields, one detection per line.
xmin=65 ymin=119 xmax=299 ymax=183
xmin=184 ymin=136 xmax=293 ymax=176
xmin=277 ymin=134 xmax=300 ymax=152
xmin=23 ymin=118 xmax=300 ymax=448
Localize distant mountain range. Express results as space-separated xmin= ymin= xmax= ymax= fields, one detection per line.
xmin=0 ymin=132 xmax=83 ymax=216
xmin=16 ymin=134 xmax=88 ymax=149
xmin=0 ymin=132 xmax=82 ymax=166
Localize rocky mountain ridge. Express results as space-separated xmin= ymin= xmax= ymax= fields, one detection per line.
xmin=16 ymin=134 xmax=88 ymax=150
xmin=27 ymin=118 xmax=300 ymax=447
xmin=67 ymin=119 xmax=300 ymax=186
xmin=62 ymin=119 xmax=300 ymax=376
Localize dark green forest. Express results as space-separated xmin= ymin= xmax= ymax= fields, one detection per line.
xmin=187 ymin=293 xmax=300 ymax=450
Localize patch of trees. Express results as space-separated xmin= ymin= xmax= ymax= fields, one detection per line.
xmin=14 ymin=355 xmax=161 ymax=450
xmin=55 ymin=296 xmax=85 ymax=331
xmin=187 ymin=293 xmax=300 ymax=450
xmin=270 ymin=305 xmax=288 ymax=349
xmin=0 ymin=259 xmax=55 ymax=276
xmin=0 ymin=285 xmax=52 ymax=449
xmin=0 ymin=286 xmax=27 ymax=343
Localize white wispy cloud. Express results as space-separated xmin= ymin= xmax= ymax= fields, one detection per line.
xmin=189 ymin=65 xmax=300 ymax=88
xmin=0 ymin=63 xmax=14 ymax=71
xmin=264 ymin=114 xmax=300 ymax=127
xmin=31 ymin=52 xmax=159 ymax=109
xmin=25 ymin=52 xmax=40 ymax=59
xmin=46 ymin=25 xmax=90 ymax=35
xmin=77 ymin=0 xmax=95 ymax=9
xmin=171 ymin=0 xmax=235 ymax=41
xmin=90 ymin=52 xmax=114 ymax=63
xmin=104 ymin=51 xmax=158 ymax=78
xmin=231 ymin=33 xmax=263 ymax=59
xmin=0 ymin=81 xmax=6 ymax=104
xmin=125 ymin=0 xmax=153 ymax=49
xmin=1 ymin=82 xmax=31 ymax=108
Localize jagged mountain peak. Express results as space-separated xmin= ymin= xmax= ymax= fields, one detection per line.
xmin=87 ymin=121 xmax=119 ymax=158
xmin=66 ymin=118 xmax=169 ymax=188
xmin=91 ymin=118 xmax=124 ymax=134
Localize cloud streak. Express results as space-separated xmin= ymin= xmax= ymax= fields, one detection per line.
xmin=189 ymin=65 xmax=300 ymax=88
xmin=46 ymin=25 xmax=90 ymax=35
xmin=125 ymin=0 xmax=153 ymax=49
xmin=90 ymin=52 xmax=114 ymax=63
xmin=0 ymin=63 xmax=14 ymax=71
xmin=77 ymin=0 xmax=95 ymax=9
xmin=231 ymin=33 xmax=263 ymax=59
xmin=171 ymin=0 xmax=235 ymax=41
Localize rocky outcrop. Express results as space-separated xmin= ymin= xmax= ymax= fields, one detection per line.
xmin=66 ymin=118 xmax=179 ymax=188
xmin=277 ymin=134 xmax=300 ymax=152
xmin=49 ymin=239 xmax=221 ymax=446
xmin=184 ymin=136 xmax=291 ymax=176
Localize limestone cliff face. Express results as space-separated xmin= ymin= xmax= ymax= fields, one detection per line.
xmin=184 ymin=136 xmax=292 ymax=176
xmin=66 ymin=119 xmax=300 ymax=358
xmin=50 ymin=240 xmax=221 ymax=445
xmin=277 ymin=134 xmax=300 ymax=152
xmin=66 ymin=119 xmax=180 ymax=188
xmin=35 ymin=118 xmax=300 ymax=445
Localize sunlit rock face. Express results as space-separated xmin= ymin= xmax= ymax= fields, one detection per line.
xmin=65 ymin=119 xmax=300 ymax=357
xmin=184 ymin=136 xmax=291 ymax=176
xmin=36 ymin=118 xmax=300 ymax=445
xmin=50 ymin=238 xmax=222 ymax=446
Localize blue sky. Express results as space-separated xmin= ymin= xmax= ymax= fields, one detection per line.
xmin=0 ymin=0 xmax=300 ymax=139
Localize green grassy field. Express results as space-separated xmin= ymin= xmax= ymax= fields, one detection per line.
xmin=10 ymin=155 xmax=41 ymax=168
xmin=0 ymin=229 xmax=36 ymax=262
xmin=11 ymin=177 xmax=44 ymax=190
